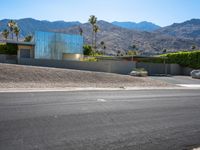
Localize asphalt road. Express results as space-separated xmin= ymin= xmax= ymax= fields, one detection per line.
xmin=0 ymin=89 xmax=200 ymax=150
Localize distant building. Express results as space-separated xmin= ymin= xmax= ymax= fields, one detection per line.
xmin=6 ymin=31 xmax=84 ymax=61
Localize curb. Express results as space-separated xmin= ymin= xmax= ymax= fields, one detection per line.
xmin=0 ymin=86 xmax=196 ymax=93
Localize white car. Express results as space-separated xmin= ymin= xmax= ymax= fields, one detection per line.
xmin=191 ymin=70 xmax=200 ymax=79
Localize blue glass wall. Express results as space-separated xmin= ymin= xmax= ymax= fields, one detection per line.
xmin=34 ymin=31 xmax=83 ymax=60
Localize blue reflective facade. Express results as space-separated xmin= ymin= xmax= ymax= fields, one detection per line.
xmin=34 ymin=31 xmax=83 ymax=60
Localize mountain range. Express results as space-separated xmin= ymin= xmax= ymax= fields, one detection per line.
xmin=0 ymin=18 xmax=200 ymax=55
xmin=0 ymin=18 xmax=81 ymax=37
xmin=112 ymin=21 xmax=161 ymax=31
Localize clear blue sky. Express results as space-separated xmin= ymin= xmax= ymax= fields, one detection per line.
xmin=0 ymin=0 xmax=200 ymax=27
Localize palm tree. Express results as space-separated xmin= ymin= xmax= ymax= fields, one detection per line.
xmin=7 ymin=20 xmax=16 ymax=40
xmin=93 ymin=24 xmax=99 ymax=49
xmin=2 ymin=29 xmax=9 ymax=40
xmin=88 ymin=15 xmax=97 ymax=47
xmin=13 ymin=26 xmax=20 ymax=41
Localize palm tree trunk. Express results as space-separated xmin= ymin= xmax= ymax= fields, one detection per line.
xmin=92 ymin=30 xmax=94 ymax=48
xmin=94 ymin=32 xmax=97 ymax=49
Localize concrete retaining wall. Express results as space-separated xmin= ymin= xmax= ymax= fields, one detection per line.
xmin=136 ymin=62 xmax=193 ymax=75
xmin=181 ymin=67 xmax=193 ymax=76
xmin=18 ymin=58 xmax=136 ymax=75
xmin=136 ymin=62 xmax=169 ymax=75
xmin=0 ymin=54 xmax=17 ymax=64
xmin=16 ymin=58 xmax=194 ymax=75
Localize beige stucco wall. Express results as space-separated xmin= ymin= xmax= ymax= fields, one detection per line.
xmin=62 ymin=53 xmax=83 ymax=61
xmin=17 ymin=45 xmax=34 ymax=59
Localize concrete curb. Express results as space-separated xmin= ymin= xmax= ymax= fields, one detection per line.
xmin=0 ymin=86 xmax=197 ymax=93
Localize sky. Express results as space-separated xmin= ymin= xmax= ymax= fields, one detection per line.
xmin=0 ymin=0 xmax=200 ymax=27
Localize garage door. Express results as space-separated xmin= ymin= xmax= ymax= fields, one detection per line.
xmin=20 ymin=49 xmax=31 ymax=58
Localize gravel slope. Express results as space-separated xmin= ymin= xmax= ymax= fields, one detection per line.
xmin=0 ymin=63 xmax=172 ymax=88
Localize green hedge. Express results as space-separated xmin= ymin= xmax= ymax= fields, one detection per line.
xmin=139 ymin=50 xmax=200 ymax=69
xmin=0 ymin=43 xmax=18 ymax=55
xmin=162 ymin=50 xmax=200 ymax=69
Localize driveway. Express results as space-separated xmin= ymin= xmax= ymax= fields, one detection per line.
xmin=151 ymin=75 xmax=200 ymax=88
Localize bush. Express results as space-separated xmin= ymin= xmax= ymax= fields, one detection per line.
xmin=139 ymin=50 xmax=200 ymax=69
xmin=83 ymin=45 xmax=93 ymax=56
xmin=162 ymin=50 xmax=200 ymax=69
xmin=0 ymin=43 xmax=18 ymax=55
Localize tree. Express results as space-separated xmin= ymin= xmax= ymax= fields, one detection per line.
xmin=117 ymin=50 xmax=121 ymax=56
xmin=132 ymin=45 xmax=136 ymax=49
xmin=2 ymin=29 xmax=9 ymax=40
xmin=162 ymin=49 xmax=167 ymax=53
xmin=79 ymin=26 xmax=83 ymax=36
xmin=7 ymin=20 xmax=16 ymax=40
xmin=13 ymin=26 xmax=20 ymax=41
xmin=24 ymin=35 xmax=33 ymax=42
xmin=93 ymin=24 xmax=99 ymax=49
xmin=88 ymin=15 xmax=97 ymax=48
xmin=100 ymin=41 xmax=106 ymax=49
xmin=100 ymin=41 xmax=106 ymax=55
xmin=83 ymin=45 xmax=93 ymax=56
xmin=191 ymin=45 xmax=196 ymax=50
xmin=100 ymin=41 xmax=104 ymax=46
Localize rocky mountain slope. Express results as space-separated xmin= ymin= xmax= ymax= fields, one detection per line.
xmin=112 ymin=21 xmax=161 ymax=31
xmin=154 ymin=19 xmax=200 ymax=39
xmin=56 ymin=20 xmax=200 ymax=55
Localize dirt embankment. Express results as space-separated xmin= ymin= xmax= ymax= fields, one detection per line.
xmin=0 ymin=63 xmax=171 ymax=88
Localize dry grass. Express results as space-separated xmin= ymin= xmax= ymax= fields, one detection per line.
xmin=0 ymin=63 xmax=172 ymax=88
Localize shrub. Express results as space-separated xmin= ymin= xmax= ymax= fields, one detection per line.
xmin=163 ymin=50 xmax=200 ymax=69
xmin=83 ymin=45 xmax=93 ymax=56
xmin=139 ymin=50 xmax=200 ymax=69
xmin=0 ymin=43 xmax=18 ymax=55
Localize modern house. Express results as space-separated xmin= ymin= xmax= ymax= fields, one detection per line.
xmin=6 ymin=31 xmax=84 ymax=61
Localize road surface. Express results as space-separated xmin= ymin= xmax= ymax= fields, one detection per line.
xmin=0 ymin=89 xmax=200 ymax=150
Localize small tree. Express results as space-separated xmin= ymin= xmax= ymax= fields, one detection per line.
xmin=24 ymin=35 xmax=33 ymax=42
xmin=162 ymin=49 xmax=167 ymax=53
xmin=79 ymin=26 xmax=83 ymax=36
xmin=132 ymin=45 xmax=136 ymax=49
xmin=2 ymin=29 xmax=9 ymax=40
xmin=83 ymin=45 xmax=93 ymax=56
xmin=191 ymin=45 xmax=196 ymax=50
xmin=117 ymin=50 xmax=121 ymax=56
xmin=100 ymin=41 xmax=106 ymax=54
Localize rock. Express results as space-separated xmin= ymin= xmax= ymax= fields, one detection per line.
xmin=190 ymin=70 xmax=200 ymax=79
